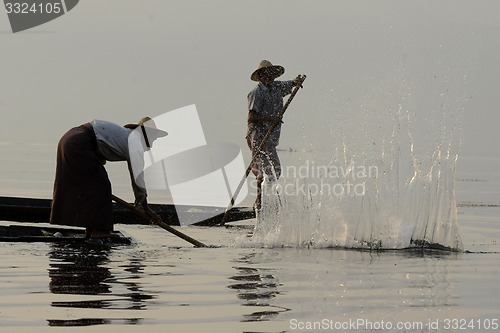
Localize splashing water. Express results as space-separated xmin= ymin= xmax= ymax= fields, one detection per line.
xmin=237 ymin=70 xmax=464 ymax=251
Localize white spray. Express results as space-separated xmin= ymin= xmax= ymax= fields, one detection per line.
xmin=238 ymin=67 xmax=464 ymax=251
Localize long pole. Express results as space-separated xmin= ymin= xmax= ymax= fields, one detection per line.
xmin=219 ymin=75 xmax=306 ymax=225
xmin=112 ymin=194 xmax=207 ymax=247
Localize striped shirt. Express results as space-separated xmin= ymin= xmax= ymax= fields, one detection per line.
xmin=247 ymin=80 xmax=293 ymax=146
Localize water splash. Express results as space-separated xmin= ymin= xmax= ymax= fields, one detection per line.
xmin=237 ymin=70 xmax=463 ymax=251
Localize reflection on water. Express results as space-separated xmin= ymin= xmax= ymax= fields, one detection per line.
xmin=48 ymin=244 xmax=112 ymax=296
xmin=47 ymin=243 xmax=155 ymax=326
xmin=228 ymin=252 xmax=290 ymax=323
xmin=228 ymin=249 xmax=461 ymax=326
xmin=400 ymin=251 xmax=458 ymax=309
xmin=0 ymin=233 xmax=496 ymax=331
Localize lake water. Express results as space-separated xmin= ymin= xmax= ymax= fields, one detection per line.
xmin=2 ymin=1 xmax=500 ymax=332
xmin=0 ymin=143 xmax=499 ymax=333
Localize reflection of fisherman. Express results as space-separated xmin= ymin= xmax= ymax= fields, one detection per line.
xmin=48 ymin=244 xmax=112 ymax=295
xmin=246 ymin=60 xmax=303 ymax=209
xmin=50 ymin=117 xmax=167 ymax=239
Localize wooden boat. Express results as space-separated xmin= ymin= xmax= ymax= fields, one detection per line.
xmin=0 ymin=224 xmax=132 ymax=245
xmin=0 ymin=196 xmax=255 ymax=226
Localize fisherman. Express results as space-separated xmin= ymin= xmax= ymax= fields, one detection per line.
xmin=247 ymin=60 xmax=303 ymax=209
xmin=50 ymin=117 xmax=166 ymax=239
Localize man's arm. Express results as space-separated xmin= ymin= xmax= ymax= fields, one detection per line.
xmin=126 ymin=136 xmax=162 ymax=224
xmin=280 ymin=76 xmax=303 ymax=97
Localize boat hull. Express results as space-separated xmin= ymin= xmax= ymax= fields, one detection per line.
xmin=0 ymin=224 xmax=132 ymax=245
xmin=0 ymin=196 xmax=255 ymax=226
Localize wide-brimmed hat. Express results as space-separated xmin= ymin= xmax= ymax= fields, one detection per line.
xmin=124 ymin=116 xmax=168 ymax=138
xmin=251 ymin=60 xmax=285 ymax=81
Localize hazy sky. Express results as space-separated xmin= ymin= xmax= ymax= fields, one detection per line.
xmin=1 ymin=0 xmax=500 ymax=159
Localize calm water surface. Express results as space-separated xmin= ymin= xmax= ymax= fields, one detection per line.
xmin=0 ymin=222 xmax=499 ymax=332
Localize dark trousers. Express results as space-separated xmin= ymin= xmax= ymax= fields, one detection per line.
xmin=50 ymin=123 xmax=113 ymax=231
xmin=246 ymin=130 xmax=281 ymax=206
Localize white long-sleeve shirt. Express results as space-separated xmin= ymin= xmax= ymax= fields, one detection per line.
xmin=91 ymin=119 xmax=147 ymax=205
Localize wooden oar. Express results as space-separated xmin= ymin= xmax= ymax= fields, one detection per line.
xmin=219 ymin=75 xmax=307 ymax=225
xmin=112 ymin=194 xmax=207 ymax=248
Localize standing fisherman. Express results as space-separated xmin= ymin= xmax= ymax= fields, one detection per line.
xmin=50 ymin=117 xmax=167 ymax=239
xmin=247 ymin=60 xmax=303 ymax=209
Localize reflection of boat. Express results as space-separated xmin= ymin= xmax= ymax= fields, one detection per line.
xmin=0 ymin=224 xmax=131 ymax=245
xmin=0 ymin=195 xmax=255 ymax=226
